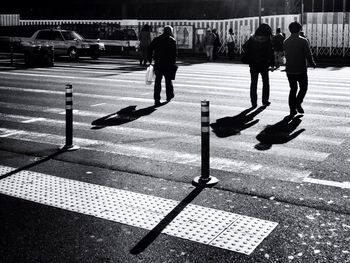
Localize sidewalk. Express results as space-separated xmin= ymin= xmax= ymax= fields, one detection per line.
xmin=1 ymin=149 xmax=349 ymax=263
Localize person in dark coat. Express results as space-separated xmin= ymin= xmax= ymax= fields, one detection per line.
xmin=212 ymin=28 xmax=221 ymax=60
xmin=138 ymin=24 xmax=151 ymax=66
xmin=242 ymin=23 xmax=274 ymax=108
xmin=148 ymin=25 xmax=177 ymax=106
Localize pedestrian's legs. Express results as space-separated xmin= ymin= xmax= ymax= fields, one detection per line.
xmin=250 ymin=69 xmax=259 ymax=107
xmin=261 ymin=70 xmax=270 ymax=105
xmin=164 ymin=74 xmax=174 ymax=101
xmin=208 ymin=46 xmax=213 ymax=61
xmin=154 ymin=71 xmax=162 ymax=103
xmin=296 ymin=72 xmax=308 ymax=105
xmin=287 ymin=73 xmax=298 ymax=114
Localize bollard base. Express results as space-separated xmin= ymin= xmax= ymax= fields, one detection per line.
xmin=59 ymin=144 xmax=80 ymax=151
xmin=192 ymin=176 xmax=219 ymax=187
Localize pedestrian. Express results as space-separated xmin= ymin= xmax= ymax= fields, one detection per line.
xmin=203 ymin=28 xmax=214 ymax=61
xmin=284 ymin=21 xmax=316 ymax=116
xmin=272 ymin=28 xmax=285 ymax=69
xmin=138 ymin=24 xmax=151 ymax=66
xmin=148 ymin=25 xmax=177 ymax=106
xmin=226 ymin=28 xmax=236 ymax=60
xmin=242 ymin=23 xmax=274 ymax=108
xmin=212 ymin=28 xmax=221 ymax=60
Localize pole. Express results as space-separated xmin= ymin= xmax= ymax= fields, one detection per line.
xmin=192 ymin=101 xmax=218 ymax=187
xmin=259 ymin=0 xmax=262 ymax=25
xmin=60 ymin=84 xmax=79 ymax=151
xmin=301 ymin=0 xmax=304 ymax=25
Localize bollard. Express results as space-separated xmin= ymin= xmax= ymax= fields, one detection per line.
xmin=60 ymin=84 xmax=79 ymax=151
xmin=192 ymin=101 xmax=219 ymax=187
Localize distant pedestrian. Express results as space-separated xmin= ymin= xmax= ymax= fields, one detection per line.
xmin=138 ymin=24 xmax=151 ymax=66
xmin=272 ymin=28 xmax=285 ymax=69
xmin=204 ymin=28 xmax=214 ymax=61
xmin=242 ymin=23 xmax=274 ymax=108
xmin=212 ymin=28 xmax=221 ymax=60
xmin=148 ymin=25 xmax=177 ymax=106
xmin=226 ymin=28 xmax=236 ymax=60
xmin=284 ymin=21 xmax=316 ymax=116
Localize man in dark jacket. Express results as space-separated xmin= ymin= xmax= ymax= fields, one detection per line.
xmin=242 ymin=23 xmax=274 ymax=108
xmin=148 ymin=25 xmax=177 ymax=106
xmin=284 ymin=22 xmax=316 ymax=116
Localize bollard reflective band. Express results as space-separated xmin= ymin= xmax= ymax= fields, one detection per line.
xmin=201 ymin=127 xmax=210 ymax=132
xmin=201 ymin=116 xmax=209 ymax=122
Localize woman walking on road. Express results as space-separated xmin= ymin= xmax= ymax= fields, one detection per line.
xmin=138 ymin=24 xmax=151 ymax=66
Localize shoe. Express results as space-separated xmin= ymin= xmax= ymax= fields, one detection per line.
xmin=290 ymin=109 xmax=297 ymax=116
xmin=263 ymin=101 xmax=271 ymax=106
xmin=154 ymin=100 xmax=161 ymax=106
xmin=296 ymin=104 xmax=304 ymax=114
xmin=166 ymin=95 xmax=174 ymax=102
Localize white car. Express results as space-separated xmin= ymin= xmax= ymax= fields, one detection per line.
xmin=24 ymin=29 xmax=105 ymax=60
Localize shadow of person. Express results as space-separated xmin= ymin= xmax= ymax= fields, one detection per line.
xmin=91 ymin=104 xmax=162 ymax=129
xmin=255 ymin=115 xmax=305 ymax=150
xmin=210 ymin=106 xmax=266 ymax=138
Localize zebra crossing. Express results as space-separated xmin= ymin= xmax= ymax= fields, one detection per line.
xmin=0 ymin=58 xmax=350 ymax=189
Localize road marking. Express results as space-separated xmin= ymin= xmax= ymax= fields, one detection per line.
xmin=303 ymin=177 xmax=350 ymax=189
xmin=0 ymin=127 xmax=311 ymax=182
xmin=21 ymin=117 xmax=45 ymax=123
xmin=90 ymin=103 xmax=106 ymax=107
xmin=0 ymin=165 xmax=278 ymax=255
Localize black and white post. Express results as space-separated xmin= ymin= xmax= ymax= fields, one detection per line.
xmin=193 ymin=101 xmax=219 ymax=187
xmin=60 ymin=84 xmax=79 ymax=151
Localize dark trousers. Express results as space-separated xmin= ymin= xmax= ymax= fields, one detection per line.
xmin=250 ymin=68 xmax=270 ymax=105
xmin=287 ymin=72 xmax=308 ymax=110
xmin=154 ymin=69 xmax=174 ymax=101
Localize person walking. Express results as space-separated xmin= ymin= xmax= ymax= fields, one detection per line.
xmin=242 ymin=23 xmax=274 ymax=108
xmin=284 ymin=21 xmax=316 ymax=116
xmin=272 ymin=28 xmax=285 ymax=69
xmin=138 ymin=24 xmax=151 ymax=66
xmin=148 ymin=25 xmax=177 ymax=106
xmin=226 ymin=28 xmax=236 ymax=60
xmin=212 ymin=28 xmax=221 ymax=60
xmin=203 ymin=28 xmax=214 ymax=61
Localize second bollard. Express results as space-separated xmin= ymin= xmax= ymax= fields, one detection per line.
xmin=192 ymin=101 xmax=219 ymax=187
xmin=60 ymin=84 xmax=79 ymax=151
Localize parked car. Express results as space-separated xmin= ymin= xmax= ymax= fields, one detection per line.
xmin=22 ymin=29 xmax=105 ymax=60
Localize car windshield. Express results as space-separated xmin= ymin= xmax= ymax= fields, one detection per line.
xmin=61 ymin=31 xmax=84 ymax=41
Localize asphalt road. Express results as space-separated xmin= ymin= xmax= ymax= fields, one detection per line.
xmin=0 ymin=56 xmax=349 ymax=262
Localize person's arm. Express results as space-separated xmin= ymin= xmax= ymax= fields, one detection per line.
xmin=304 ymin=39 xmax=316 ymax=68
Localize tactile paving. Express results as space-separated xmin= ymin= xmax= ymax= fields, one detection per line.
xmin=0 ymin=165 xmax=278 ymax=255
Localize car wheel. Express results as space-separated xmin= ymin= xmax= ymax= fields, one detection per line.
xmin=68 ymin=48 xmax=79 ymax=61
xmin=91 ymin=50 xmax=100 ymax=60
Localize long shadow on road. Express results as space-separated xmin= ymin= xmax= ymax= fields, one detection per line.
xmin=210 ymin=106 xmax=266 ymax=138
xmin=130 ymin=186 xmax=204 ymax=254
xmin=91 ymin=103 xmax=167 ymax=129
xmin=255 ymin=115 xmax=305 ymax=150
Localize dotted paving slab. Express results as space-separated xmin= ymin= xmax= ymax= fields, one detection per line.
xmin=0 ymin=165 xmax=278 ymax=255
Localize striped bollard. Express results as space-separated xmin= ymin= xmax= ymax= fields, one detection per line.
xmin=192 ymin=101 xmax=219 ymax=187
xmin=10 ymin=41 xmax=14 ymax=66
xmin=60 ymin=84 xmax=79 ymax=151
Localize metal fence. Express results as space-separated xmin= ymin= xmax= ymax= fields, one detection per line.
xmin=13 ymin=12 xmax=350 ymax=57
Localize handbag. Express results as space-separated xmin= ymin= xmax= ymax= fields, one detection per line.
xmin=145 ymin=65 xmax=155 ymax=85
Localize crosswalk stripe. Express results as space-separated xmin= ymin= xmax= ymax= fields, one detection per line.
xmin=0 ymin=112 xmax=331 ymax=162
xmin=1 ymin=85 xmax=350 ymax=123
xmin=0 ymin=127 xmax=311 ymax=182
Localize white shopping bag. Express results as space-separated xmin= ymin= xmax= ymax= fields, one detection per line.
xmin=145 ymin=65 xmax=155 ymax=85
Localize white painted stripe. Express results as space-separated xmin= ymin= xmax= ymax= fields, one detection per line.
xmin=21 ymin=117 xmax=45 ymax=123
xmin=1 ymin=86 xmax=350 ymax=122
xmin=0 ymin=127 xmax=311 ymax=182
xmin=303 ymin=177 xmax=350 ymax=189
xmin=0 ymin=165 xmax=278 ymax=255
xmin=90 ymin=103 xmax=106 ymax=107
